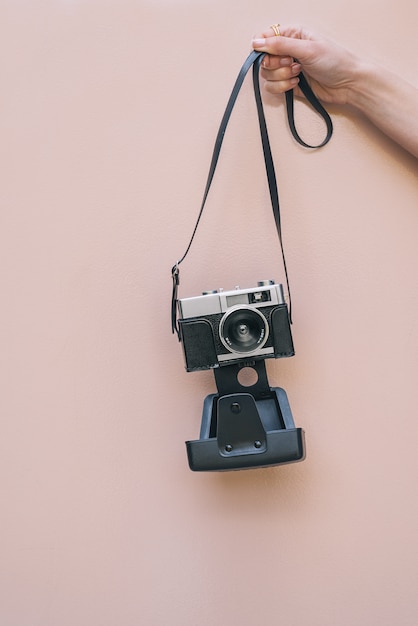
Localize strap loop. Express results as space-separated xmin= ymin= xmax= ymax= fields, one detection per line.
xmin=171 ymin=50 xmax=333 ymax=338
xmin=285 ymin=72 xmax=333 ymax=148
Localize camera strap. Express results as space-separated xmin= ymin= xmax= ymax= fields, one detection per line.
xmin=171 ymin=50 xmax=333 ymax=338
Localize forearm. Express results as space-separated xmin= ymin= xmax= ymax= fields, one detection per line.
xmin=344 ymin=60 xmax=418 ymax=157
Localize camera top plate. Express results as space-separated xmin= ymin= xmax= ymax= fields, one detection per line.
xmin=178 ymin=282 xmax=285 ymax=320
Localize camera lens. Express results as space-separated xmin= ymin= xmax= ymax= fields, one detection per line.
xmin=219 ymin=306 xmax=269 ymax=354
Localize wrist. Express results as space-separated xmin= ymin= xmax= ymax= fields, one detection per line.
xmin=344 ymin=59 xmax=382 ymax=111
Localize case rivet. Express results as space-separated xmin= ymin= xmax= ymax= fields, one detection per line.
xmin=254 ymin=440 xmax=262 ymax=449
xmin=231 ymin=403 xmax=241 ymax=414
xmin=225 ymin=444 xmax=233 ymax=452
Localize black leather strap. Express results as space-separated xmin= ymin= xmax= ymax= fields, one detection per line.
xmin=285 ymin=71 xmax=333 ymax=148
xmin=172 ymin=50 xmax=333 ymax=337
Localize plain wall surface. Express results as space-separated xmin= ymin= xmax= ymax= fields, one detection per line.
xmin=1 ymin=1 xmax=417 ymax=625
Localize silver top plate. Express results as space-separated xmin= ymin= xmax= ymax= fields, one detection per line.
xmin=178 ymin=283 xmax=285 ymax=319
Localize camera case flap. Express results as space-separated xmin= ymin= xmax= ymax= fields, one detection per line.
xmin=185 ymin=360 xmax=305 ymax=472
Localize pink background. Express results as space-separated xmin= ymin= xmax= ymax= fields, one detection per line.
xmin=1 ymin=1 xmax=417 ymax=624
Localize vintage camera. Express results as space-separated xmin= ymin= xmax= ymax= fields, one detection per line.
xmin=178 ymin=280 xmax=294 ymax=372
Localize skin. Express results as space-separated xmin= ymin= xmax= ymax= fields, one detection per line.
xmin=252 ymin=25 xmax=418 ymax=158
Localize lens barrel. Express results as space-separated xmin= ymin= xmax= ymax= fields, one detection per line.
xmin=219 ymin=306 xmax=269 ymax=354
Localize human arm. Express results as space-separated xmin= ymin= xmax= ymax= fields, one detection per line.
xmin=252 ymin=26 xmax=418 ymax=158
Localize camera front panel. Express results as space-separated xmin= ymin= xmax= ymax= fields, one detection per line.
xmin=179 ymin=302 xmax=294 ymax=371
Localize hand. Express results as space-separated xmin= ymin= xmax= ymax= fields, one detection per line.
xmin=252 ymin=24 xmax=418 ymax=157
xmin=252 ymin=25 xmax=361 ymax=106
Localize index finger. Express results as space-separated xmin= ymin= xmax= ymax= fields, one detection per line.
xmin=252 ymin=25 xmax=315 ymax=63
xmin=252 ymin=34 xmax=310 ymax=60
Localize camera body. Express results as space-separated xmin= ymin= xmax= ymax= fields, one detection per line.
xmin=178 ymin=280 xmax=294 ymax=372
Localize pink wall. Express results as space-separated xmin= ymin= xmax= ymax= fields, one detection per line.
xmin=1 ymin=1 xmax=417 ymax=624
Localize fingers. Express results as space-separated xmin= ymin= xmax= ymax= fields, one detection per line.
xmin=261 ymin=62 xmax=301 ymax=94
xmin=262 ymin=54 xmax=293 ymax=69
xmin=253 ymin=35 xmax=309 ymax=61
xmin=252 ymin=25 xmax=315 ymax=64
xmin=262 ymin=26 xmax=282 ymax=39
xmin=257 ymin=43 xmax=301 ymax=94
xmin=251 ymin=25 xmax=316 ymax=94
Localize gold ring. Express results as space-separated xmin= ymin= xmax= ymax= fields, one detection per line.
xmin=270 ymin=23 xmax=281 ymax=36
